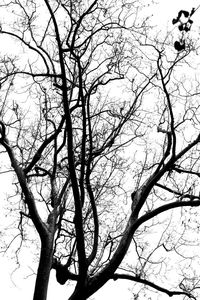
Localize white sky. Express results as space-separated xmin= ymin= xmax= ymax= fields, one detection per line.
xmin=0 ymin=0 xmax=199 ymax=299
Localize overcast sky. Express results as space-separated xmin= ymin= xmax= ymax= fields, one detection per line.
xmin=0 ymin=1 xmax=199 ymax=300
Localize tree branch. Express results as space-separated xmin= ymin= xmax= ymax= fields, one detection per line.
xmin=112 ymin=273 xmax=196 ymax=299
xmin=0 ymin=130 xmax=48 ymax=239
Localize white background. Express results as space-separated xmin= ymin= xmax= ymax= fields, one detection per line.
xmin=0 ymin=0 xmax=199 ymax=299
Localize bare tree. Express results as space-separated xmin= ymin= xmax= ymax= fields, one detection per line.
xmin=0 ymin=1 xmax=200 ymax=300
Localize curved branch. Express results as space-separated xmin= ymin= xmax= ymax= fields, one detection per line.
xmin=135 ymin=199 xmax=200 ymax=229
xmin=0 ymin=120 xmax=6 ymax=141
xmin=134 ymin=132 xmax=200 ymax=216
xmin=157 ymin=52 xmax=176 ymax=157
xmin=44 ymin=0 xmax=87 ymax=283
xmin=24 ymin=116 xmax=65 ymax=174
xmin=85 ymin=176 xmax=99 ymax=266
xmin=85 ymin=92 xmax=99 ymax=266
xmin=112 ymin=273 xmax=196 ymax=299
xmin=0 ymin=135 xmax=48 ymax=239
xmin=1 ymin=30 xmax=50 ymax=73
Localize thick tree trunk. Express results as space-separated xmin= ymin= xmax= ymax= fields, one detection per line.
xmin=68 ymin=288 xmax=87 ymax=300
xmin=68 ymin=279 xmax=88 ymax=300
xmin=33 ymin=238 xmax=54 ymax=300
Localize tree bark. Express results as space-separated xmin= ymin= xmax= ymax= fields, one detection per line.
xmin=68 ymin=286 xmax=87 ymax=300
xmin=33 ymin=237 xmax=54 ymax=300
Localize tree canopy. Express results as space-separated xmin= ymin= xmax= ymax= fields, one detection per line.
xmin=0 ymin=1 xmax=200 ymax=300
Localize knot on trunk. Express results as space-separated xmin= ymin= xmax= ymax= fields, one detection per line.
xmin=52 ymin=259 xmax=78 ymax=285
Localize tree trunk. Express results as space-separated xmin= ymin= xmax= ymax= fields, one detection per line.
xmin=68 ymin=289 xmax=87 ymax=300
xmin=33 ymin=238 xmax=54 ymax=300
xmin=68 ymin=279 xmax=88 ymax=300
